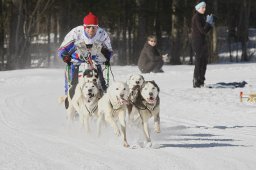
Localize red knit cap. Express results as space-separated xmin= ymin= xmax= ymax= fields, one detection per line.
xmin=83 ymin=12 xmax=98 ymax=26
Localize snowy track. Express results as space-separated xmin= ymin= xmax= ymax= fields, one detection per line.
xmin=1 ymin=64 xmax=256 ymax=170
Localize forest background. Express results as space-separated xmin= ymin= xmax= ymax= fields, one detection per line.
xmin=0 ymin=0 xmax=255 ymax=70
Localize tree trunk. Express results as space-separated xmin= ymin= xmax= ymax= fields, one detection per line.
xmin=238 ymin=0 xmax=251 ymax=62
xmin=47 ymin=12 xmax=51 ymax=67
xmin=128 ymin=22 xmax=132 ymax=65
xmin=135 ymin=0 xmax=147 ymax=64
xmin=0 ymin=0 xmax=4 ymax=70
xmin=122 ymin=0 xmax=128 ymax=65
xmin=211 ymin=0 xmax=218 ymax=63
xmin=7 ymin=1 xmax=18 ymax=70
xmin=53 ymin=9 xmax=58 ymax=65
xmin=170 ymin=0 xmax=181 ymax=64
xmin=155 ymin=0 xmax=162 ymax=48
xmin=58 ymin=0 xmax=71 ymax=43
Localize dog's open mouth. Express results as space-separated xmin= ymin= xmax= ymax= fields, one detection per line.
xmin=132 ymin=84 xmax=140 ymax=89
xmin=146 ymin=97 xmax=156 ymax=104
xmin=119 ymin=97 xmax=129 ymax=105
xmin=88 ymin=93 xmax=95 ymax=98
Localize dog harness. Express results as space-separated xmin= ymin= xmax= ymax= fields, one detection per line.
xmin=142 ymin=99 xmax=159 ymax=111
xmin=84 ymin=103 xmax=98 ymax=116
xmin=108 ymin=95 xmax=127 ymax=112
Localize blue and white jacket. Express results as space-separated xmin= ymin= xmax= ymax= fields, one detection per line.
xmin=58 ymin=26 xmax=112 ymax=64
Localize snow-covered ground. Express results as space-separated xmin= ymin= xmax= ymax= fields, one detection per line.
xmin=0 ymin=63 xmax=256 ymax=170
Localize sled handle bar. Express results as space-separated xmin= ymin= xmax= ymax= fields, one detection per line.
xmin=70 ymin=58 xmax=105 ymax=65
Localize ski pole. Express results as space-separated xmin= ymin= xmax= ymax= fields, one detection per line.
xmin=106 ymin=65 xmax=110 ymax=87
xmin=66 ymin=64 xmax=71 ymax=86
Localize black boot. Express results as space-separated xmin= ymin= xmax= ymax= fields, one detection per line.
xmin=193 ymin=79 xmax=201 ymax=88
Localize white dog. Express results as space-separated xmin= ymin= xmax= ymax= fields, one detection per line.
xmin=59 ymin=78 xmax=100 ymax=127
xmin=77 ymin=81 xmax=101 ymax=132
xmin=131 ymin=81 xmax=160 ymax=144
xmin=97 ymin=81 xmax=130 ymax=147
xmin=127 ymin=74 xmax=145 ymax=90
xmin=126 ymin=74 xmax=145 ymax=116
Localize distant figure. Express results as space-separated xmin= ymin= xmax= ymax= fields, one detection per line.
xmin=191 ymin=0 xmax=214 ymax=87
xmin=138 ymin=35 xmax=164 ymax=73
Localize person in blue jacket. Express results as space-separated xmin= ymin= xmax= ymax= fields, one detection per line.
xmin=58 ymin=12 xmax=112 ymax=94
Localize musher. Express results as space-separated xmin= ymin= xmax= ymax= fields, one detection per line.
xmin=58 ymin=12 xmax=112 ymax=94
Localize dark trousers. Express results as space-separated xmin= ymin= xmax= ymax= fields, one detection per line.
xmin=140 ymin=60 xmax=164 ymax=73
xmin=64 ymin=64 xmax=107 ymax=94
xmin=152 ymin=60 xmax=164 ymax=73
xmin=96 ymin=64 xmax=107 ymax=92
xmin=192 ymin=39 xmax=208 ymax=85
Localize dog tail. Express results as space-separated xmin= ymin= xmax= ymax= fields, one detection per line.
xmin=58 ymin=95 xmax=67 ymax=104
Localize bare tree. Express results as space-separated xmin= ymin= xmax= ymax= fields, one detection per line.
xmin=237 ymin=0 xmax=251 ymax=62
xmin=0 ymin=0 xmax=4 ymax=70
xmin=170 ymin=0 xmax=181 ymax=64
xmin=211 ymin=0 xmax=218 ymax=62
xmin=6 ymin=0 xmax=53 ymax=69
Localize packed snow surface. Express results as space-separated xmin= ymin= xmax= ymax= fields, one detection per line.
xmin=0 ymin=63 xmax=256 ymax=170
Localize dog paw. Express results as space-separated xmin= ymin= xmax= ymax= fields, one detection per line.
xmin=154 ymin=124 xmax=160 ymax=133
xmin=154 ymin=127 xmax=160 ymax=133
xmin=144 ymin=141 xmax=152 ymax=148
xmin=123 ymin=142 xmax=130 ymax=148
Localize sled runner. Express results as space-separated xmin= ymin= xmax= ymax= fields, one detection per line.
xmin=240 ymin=91 xmax=256 ymax=103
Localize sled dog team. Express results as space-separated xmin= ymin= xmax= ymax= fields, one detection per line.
xmin=60 ymin=71 xmax=160 ymax=147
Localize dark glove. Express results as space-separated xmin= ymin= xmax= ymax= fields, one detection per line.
xmin=62 ymin=55 xmax=71 ymax=65
xmin=101 ymin=46 xmax=111 ymax=60
xmin=104 ymin=59 xmax=110 ymax=66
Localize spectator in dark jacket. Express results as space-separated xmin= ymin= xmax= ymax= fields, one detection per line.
xmin=138 ymin=35 xmax=164 ymax=73
xmin=192 ymin=0 xmax=214 ymax=87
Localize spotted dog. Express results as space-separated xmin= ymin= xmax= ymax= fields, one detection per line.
xmin=131 ymin=81 xmax=160 ymax=144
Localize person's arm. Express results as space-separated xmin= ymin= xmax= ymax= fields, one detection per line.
xmin=58 ymin=43 xmax=76 ymax=65
xmin=100 ymin=30 xmax=113 ymax=65
xmin=194 ymin=15 xmax=212 ymax=35
xmin=146 ymin=47 xmax=158 ymax=62
xmin=58 ymin=28 xmax=77 ymax=64
xmin=147 ymin=47 xmax=162 ymax=62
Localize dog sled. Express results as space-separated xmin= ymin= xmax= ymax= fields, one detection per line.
xmin=65 ymin=40 xmax=111 ymax=90
xmin=240 ymin=91 xmax=256 ymax=103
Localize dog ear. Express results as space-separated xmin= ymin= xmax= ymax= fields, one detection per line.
xmin=83 ymin=69 xmax=91 ymax=77
xmin=93 ymin=68 xmax=98 ymax=74
xmin=97 ymin=89 xmax=103 ymax=99
xmin=150 ymin=81 xmax=160 ymax=92
xmin=140 ymin=75 xmax=145 ymax=82
xmin=127 ymin=75 xmax=133 ymax=85
xmin=92 ymin=81 xmax=98 ymax=86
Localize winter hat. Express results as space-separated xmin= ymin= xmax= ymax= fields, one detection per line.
xmin=195 ymin=0 xmax=206 ymax=11
xmin=83 ymin=12 xmax=98 ymax=26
